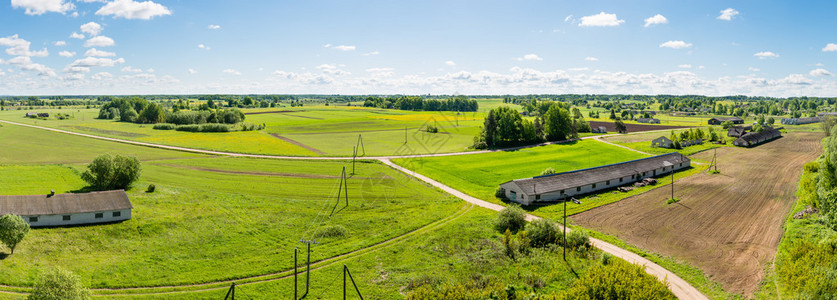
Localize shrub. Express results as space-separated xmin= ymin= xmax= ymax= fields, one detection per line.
xmin=0 ymin=214 xmax=29 ymax=254
xmin=524 ymin=219 xmax=560 ymax=247
xmin=81 ymin=154 xmax=141 ymax=190
xmin=316 ymin=225 xmax=348 ymax=238
xmin=28 ymin=268 xmax=90 ymax=300
xmin=120 ymin=108 xmax=138 ymax=122
xmin=540 ymin=168 xmax=556 ymax=176
xmin=494 ymin=187 xmax=506 ymax=200
xmin=152 ymin=123 xmax=176 ymax=130
xmin=561 ymin=259 xmax=676 ymax=300
xmin=494 ymin=205 xmax=527 ymax=233
xmin=666 ymin=197 xmax=680 ymax=204
xmin=199 ymin=123 xmax=231 ymax=132
xmin=146 ymin=184 xmax=156 ymax=193
xmin=562 ymin=229 xmax=591 ymax=252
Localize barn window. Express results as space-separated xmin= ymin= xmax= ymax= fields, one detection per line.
xmin=606 ymin=180 xmax=610 ymax=185
xmin=63 ymin=215 xmax=71 ymax=221
xmin=95 ymin=213 xmax=104 ymax=219
xmin=619 ymin=178 xmax=623 ymax=183
xmin=576 ymin=187 xmax=581 ymax=192
xmin=592 ymin=183 xmax=597 ymax=189
xmin=29 ymin=217 xmax=38 ymax=222
xmin=113 ymin=211 xmax=122 ymax=217
xmin=631 ymin=174 xmax=635 ymax=179
xmin=560 ymin=190 xmax=565 ymax=194
xmin=535 ymin=195 xmax=541 ymax=200
xmin=680 ymin=163 xmax=683 ymax=167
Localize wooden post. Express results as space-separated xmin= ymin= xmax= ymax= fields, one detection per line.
xmin=671 ymin=169 xmax=674 ymax=200
xmin=294 ymin=248 xmax=298 ymax=299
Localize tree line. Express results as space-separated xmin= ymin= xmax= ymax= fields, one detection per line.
xmin=363 ymin=96 xmax=478 ymax=112
xmin=97 ymin=97 xmax=245 ymax=125
xmin=474 ymin=102 xmax=590 ymax=149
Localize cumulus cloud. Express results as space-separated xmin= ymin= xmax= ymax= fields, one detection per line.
xmin=70 ymin=32 xmax=85 ymax=39
xmin=579 ymin=12 xmax=624 ymax=27
xmin=823 ymin=43 xmax=837 ymax=52
xmin=316 ymin=64 xmax=351 ymax=75
xmin=92 ymin=72 xmax=113 ymax=80
xmin=644 ymin=14 xmax=668 ymax=27
xmin=84 ymin=36 xmax=115 ymax=47
xmin=323 ymin=44 xmax=332 ymax=48
xmin=749 ymin=67 xmax=760 ymax=72
xmin=58 ymin=51 xmax=75 ymax=57
xmin=197 ymin=44 xmax=210 ymax=50
xmin=585 ymin=56 xmax=598 ymax=61
xmin=223 ymin=69 xmax=241 ymax=75
xmin=54 ymin=41 xmax=66 ymax=46
xmin=678 ymin=64 xmax=692 ymax=69
xmin=121 ymin=66 xmax=141 ymax=73
xmin=80 ymin=22 xmax=103 ymax=36
xmin=717 ymin=8 xmax=739 ymax=21
xmin=11 ymin=0 xmax=74 ymax=15
xmin=514 ymin=54 xmax=543 ymax=61
xmin=208 ymin=24 xmax=220 ymax=30
xmin=96 ymin=0 xmax=172 ymax=20
xmin=754 ymin=51 xmax=779 ymax=59
xmin=188 ymin=68 xmax=197 ymax=74
xmin=362 ymin=51 xmax=380 ymax=56
xmin=84 ymin=48 xmax=116 ymax=57
xmin=333 ymin=45 xmax=356 ymax=51
xmin=6 ymin=56 xmax=56 ymax=76
xmin=659 ymin=40 xmax=692 ymax=49
xmin=68 ymin=57 xmax=125 ymax=68
xmin=0 ymin=34 xmax=48 ymax=57
xmin=445 ymin=60 xmax=456 ymax=66
xmin=810 ymin=68 xmax=833 ymax=77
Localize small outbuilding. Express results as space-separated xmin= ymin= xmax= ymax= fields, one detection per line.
xmin=781 ymin=117 xmax=821 ymax=125
xmin=591 ymin=126 xmax=607 ymax=133
xmin=0 ymin=190 xmax=133 ymax=227
xmin=727 ymin=125 xmax=752 ymax=138
xmin=708 ymin=117 xmax=744 ymax=125
xmin=636 ymin=118 xmax=661 ymax=124
xmin=733 ymin=128 xmax=781 ymax=147
xmin=651 ymin=136 xmax=673 ymax=148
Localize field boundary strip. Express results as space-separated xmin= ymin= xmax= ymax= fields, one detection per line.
xmin=379 ymin=158 xmax=709 ymax=300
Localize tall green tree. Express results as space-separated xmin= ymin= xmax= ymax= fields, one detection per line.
xmin=81 ymin=154 xmax=142 ymax=190
xmin=544 ymin=105 xmax=572 ymax=141
xmin=28 ymin=268 xmax=90 ymax=300
xmin=0 ymin=214 xmax=29 ymax=254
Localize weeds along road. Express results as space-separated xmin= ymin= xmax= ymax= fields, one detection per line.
xmin=1 ymin=120 xmax=707 ymax=299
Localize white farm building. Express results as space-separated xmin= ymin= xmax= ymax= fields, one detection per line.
xmin=499 ymin=153 xmax=691 ymax=205
xmin=0 ymin=190 xmax=132 ymax=227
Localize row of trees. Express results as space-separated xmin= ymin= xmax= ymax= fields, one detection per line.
xmin=97 ymin=97 xmax=245 ymax=125
xmin=363 ymin=96 xmax=478 ymax=112
xmin=473 ymin=103 xmax=579 ymax=149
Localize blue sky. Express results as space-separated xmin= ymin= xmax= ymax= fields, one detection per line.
xmin=1 ymin=0 xmax=837 ymax=96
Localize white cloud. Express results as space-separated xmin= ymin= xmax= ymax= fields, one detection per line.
xmin=197 ymin=44 xmax=210 ymax=50
xmin=272 ymin=70 xmax=298 ymax=79
xmin=208 ymin=24 xmax=220 ymax=30
xmin=810 ymin=68 xmax=833 ymax=77
xmin=366 ymin=67 xmax=394 ymax=77
xmin=80 ymin=22 xmax=103 ymax=36
xmin=0 ymin=34 xmax=48 ymax=57
xmin=748 ymin=67 xmax=760 ymax=72
xmin=70 ymin=32 xmax=85 ymax=39
xmin=188 ymin=68 xmax=197 ymax=74
xmin=333 ymin=45 xmax=356 ymax=51
xmin=68 ymin=57 xmax=125 ymax=68
xmin=823 ymin=43 xmax=837 ymax=52
xmin=92 ymin=72 xmax=113 ymax=80
xmin=54 ymin=41 xmax=66 ymax=46
xmin=754 ymin=51 xmax=779 ymax=59
xmin=362 ymin=51 xmax=380 ymax=56
xmin=323 ymin=44 xmax=332 ymax=48
xmin=579 ymin=12 xmax=624 ymax=27
xmin=717 ymin=8 xmax=739 ymax=21
xmin=58 ymin=51 xmax=75 ymax=57
xmin=146 ymin=68 xmax=154 ymax=73
xmin=659 ymin=40 xmax=693 ymax=49
xmin=121 ymin=66 xmax=141 ymax=73
xmin=564 ymin=15 xmax=574 ymax=22
xmin=316 ymin=64 xmax=351 ymax=75
xmin=223 ymin=69 xmax=241 ymax=75
xmin=84 ymin=36 xmax=115 ymax=47
xmin=95 ymin=0 xmax=171 ymax=20
xmin=11 ymin=0 xmax=74 ymax=15
xmin=584 ymin=56 xmax=598 ymax=61
xmin=678 ymin=64 xmax=692 ymax=69
xmin=514 ymin=54 xmax=543 ymax=61
xmin=6 ymin=56 xmax=56 ymax=76
xmin=568 ymin=67 xmax=589 ymax=71
xmin=445 ymin=60 xmax=456 ymax=66
xmin=644 ymin=14 xmax=668 ymax=27
xmin=84 ymin=48 xmax=116 ymax=57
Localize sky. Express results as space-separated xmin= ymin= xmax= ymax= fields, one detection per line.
xmin=1 ymin=0 xmax=837 ymax=96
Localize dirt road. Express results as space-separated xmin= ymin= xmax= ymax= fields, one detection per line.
xmin=573 ymin=132 xmax=822 ymax=297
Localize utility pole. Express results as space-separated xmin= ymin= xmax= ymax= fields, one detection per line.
xmin=563 ymin=195 xmax=567 ymax=261
xmin=671 ymin=169 xmax=674 ymax=200
xmin=404 ymin=126 xmax=407 ymax=144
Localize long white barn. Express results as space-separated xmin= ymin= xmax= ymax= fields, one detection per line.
xmin=499 ymin=153 xmax=691 ymax=205
xmin=0 ymin=190 xmax=132 ymax=227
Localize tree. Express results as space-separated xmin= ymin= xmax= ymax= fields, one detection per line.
xmin=494 ymin=205 xmax=527 ymax=233
xmin=137 ymin=103 xmax=165 ymax=124
xmin=242 ymin=97 xmax=254 ymax=106
xmin=609 ymin=109 xmax=617 ymax=120
xmin=757 ymin=115 xmax=765 ymax=126
xmin=766 ymin=117 xmax=775 ymax=125
xmin=0 ymin=214 xmax=29 ymax=254
xmin=81 ymin=154 xmax=141 ymax=190
xmin=614 ymin=119 xmax=627 ymax=133
xmin=483 ymin=110 xmax=497 ymax=147
xmin=544 ymin=105 xmax=572 ymax=141
xmin=206 ymin=99 xmax=216 ymax=109
xmin=28 ymin=268 xmax=90 ymax=300
xmin=721 ymin=120 xmax=734 ymax=129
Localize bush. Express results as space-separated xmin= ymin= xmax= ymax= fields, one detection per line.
xmin=561 ymin=259 xmax=676 ymax=300
xmin=524 ymin=219 xmax=560 ymax=247
xmin=666 ymin=198 xmax=680 ymax=204
xmin=199 ymin=123 xmax=232 ymax=132
xmin=28 ymin=268 xmax=90 ymax=300
xmin=316 ymin=225 xmax=348 ymax=238
xmin=146 ymin=184 xmax=156 ymax=193
xmin=152 ymin=123 xmax=176 ymax=130
xmin=494 ymin=205 xmax=527 ymax=233
xmin=0 ymin=214 xmax=29 ymax=254
xmin=562 ymin=229 xmax=591 ymax=252
xmin=80 ymin=154 xmax=141 ymax=190
xmin=540 ymin=168 xmax=556 ymax=176
xmin=494 ymin=187 xmax=506 ymax=199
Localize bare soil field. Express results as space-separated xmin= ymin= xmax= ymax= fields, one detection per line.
xmin=572 ymin=132 xmax=822 ymax=297
xmin=589 ymin=121 xmax=691 ymax=133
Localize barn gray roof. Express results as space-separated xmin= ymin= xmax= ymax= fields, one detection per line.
xmin=502 ymin=153 xmax=689 ymax=195
xmin=0 ymin=190 xmax=132 ymax=216
xmin=736 ymin=128 xmax=781 ymax=145
xmin=709 ymin=117 xmax=743 ymax=122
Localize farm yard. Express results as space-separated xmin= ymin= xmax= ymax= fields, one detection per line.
xmin=572 ymin=132 xmax=823 ymax=297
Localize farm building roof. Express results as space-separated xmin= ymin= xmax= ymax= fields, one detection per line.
xmin=502 ymin=153 xmax=689 ymax=195
xmin=0 ymin=190 xmax=132 ymax=216
xmin=709 ymin=117 xmax=743 ymax=122
xmin=734 ymin=128 xmax=781 ymax=146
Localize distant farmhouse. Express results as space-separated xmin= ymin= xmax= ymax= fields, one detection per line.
xmin=636 ymin=118 xmax=660 ymax=124
xmin=499 ymin=153 xmax=691 ymax=205
xmin=781 ymin=117 xmax=821 ymax=125
xmin=733 ymin=128 xmax=781 ymax=147
xmin=591 ymin=126 xmax=607 ymax=133
xmin=24 ymin=112 xmax=49 ymax=118
xmin=708 ymin=117 xmax=744 ymax=125
xmin=0 ymin=190 xmax=132 ymax=227
xmin=727 ymin=125 xmax=753 ymax=138
xmin=651 ymin=136 xmax=673 ymax=148
xmin=818 ymin=112 xmax=837 ymax=117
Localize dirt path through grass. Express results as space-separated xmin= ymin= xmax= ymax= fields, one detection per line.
xmin=269 ymin=133 xmax=326 ymax=155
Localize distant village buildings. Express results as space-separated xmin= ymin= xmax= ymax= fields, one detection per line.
xmin=708 ymin=117 xmax=744 ymax=125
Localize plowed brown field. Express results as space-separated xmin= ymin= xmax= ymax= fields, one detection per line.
xmin=572 ymin=132 xmax=822 ymax=297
